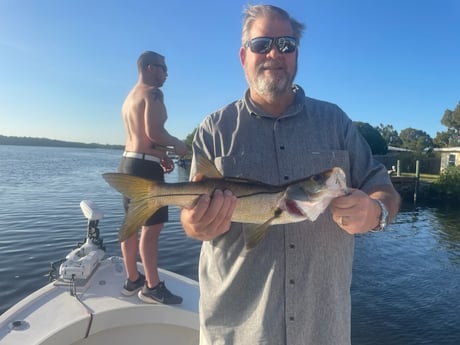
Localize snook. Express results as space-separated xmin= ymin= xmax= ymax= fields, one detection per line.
xmin=103 ymin=155 xmax=348 ymax=249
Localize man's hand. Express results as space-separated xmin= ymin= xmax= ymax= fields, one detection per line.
xmin=160 ymin=155 xmax=175 ymax=173
xmin=180 ymin=174 xmax=237 ymax=241
xmin=329 ymin=188 xmax=381 ymax=234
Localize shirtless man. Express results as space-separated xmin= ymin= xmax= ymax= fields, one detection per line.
xmin=118 ymin=51 xmax=187 ymax=304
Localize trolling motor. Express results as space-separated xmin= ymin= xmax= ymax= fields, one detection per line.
xmin=58 ymin=200 xmax=106 ymax=281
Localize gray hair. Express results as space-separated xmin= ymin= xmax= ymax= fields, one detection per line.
xmin=241 ymin=4 xmax=305 ymax=46
xmin=137 ymin=51 xmax=164 ymax=72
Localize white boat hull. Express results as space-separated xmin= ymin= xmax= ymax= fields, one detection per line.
xmin=0 ymin=257 xmax=199 ymax=345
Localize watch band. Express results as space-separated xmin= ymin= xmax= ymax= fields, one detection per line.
xmin=372 ymin=199 xmax=389 ymax=232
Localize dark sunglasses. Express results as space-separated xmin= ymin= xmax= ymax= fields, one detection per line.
xmin=246 ymin=36 xmax=297 ymax=54
xmin=152 ymin=64 xmax=168 ymax=73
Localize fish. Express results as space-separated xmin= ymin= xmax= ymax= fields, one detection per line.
xmin=103 ymin=155 xmax=349 ymax=249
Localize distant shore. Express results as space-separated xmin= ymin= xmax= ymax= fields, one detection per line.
xmin=0 ymin=135 xmax=123 ymax=150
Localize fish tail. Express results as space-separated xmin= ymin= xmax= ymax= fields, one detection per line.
xmin=102 ymin=173 xmax=163 ymax=242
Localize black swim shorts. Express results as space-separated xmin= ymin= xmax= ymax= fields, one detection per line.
xmin=118 ymin=156 xmax=168 ymax=226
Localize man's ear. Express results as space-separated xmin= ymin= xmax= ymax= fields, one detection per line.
xmin=239 ymin=47 xmax=246 ymax=66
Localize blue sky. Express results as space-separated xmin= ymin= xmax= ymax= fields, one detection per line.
xmin=1 ymin=0 xmax=459 ymax=145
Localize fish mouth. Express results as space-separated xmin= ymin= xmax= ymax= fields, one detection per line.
xmin=284 ymin=199 xmax=306 ymax=218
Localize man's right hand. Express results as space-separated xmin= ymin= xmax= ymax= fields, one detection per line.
xmin=180 ymin=174 xmax=237 ymax=241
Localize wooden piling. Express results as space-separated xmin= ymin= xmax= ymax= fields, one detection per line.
xmin=414 ymin=160 xmax=420 ymax=204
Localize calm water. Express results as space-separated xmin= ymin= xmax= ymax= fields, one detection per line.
xmin=1 ymin=145 xmax=459 ymax=344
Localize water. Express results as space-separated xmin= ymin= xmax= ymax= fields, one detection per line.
xmin=352 ymin=206 xmax=460 ymax=344
xmin=0 ymin=146 xmax=459 ymax=344
xmin=0 ymin=146 xmax=201 ymax=313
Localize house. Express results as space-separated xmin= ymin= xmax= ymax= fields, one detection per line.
xmin=434 ymin=147 xmax=460 ymax=171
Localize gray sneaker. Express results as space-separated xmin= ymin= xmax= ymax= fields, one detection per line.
xmin=121 ymin=272 xmax=145 ymax=296
xmin=138 ymin=281 xmax=183 ymax=305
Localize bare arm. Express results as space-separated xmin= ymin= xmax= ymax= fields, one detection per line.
xmin=144 ymin=89 xmax=188 ymax=156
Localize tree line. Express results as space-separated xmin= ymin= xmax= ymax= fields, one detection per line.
xmin=0 ymin=135 xmax=123 ymax=150
xmin=352 ymin=101 xmax=460 ymax=155
xmin=3 ymin=101 xmax=458 ymax=155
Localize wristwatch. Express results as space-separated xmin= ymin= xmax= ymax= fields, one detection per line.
xmin=372 ymin=199 xmax=389 ymax=232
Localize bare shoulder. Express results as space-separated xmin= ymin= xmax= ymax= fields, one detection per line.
xmin=146 ymin=87 xmax=163 ymax=102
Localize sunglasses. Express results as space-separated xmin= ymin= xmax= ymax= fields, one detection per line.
xmin=246 ymin=36 xmax=297 ymax=54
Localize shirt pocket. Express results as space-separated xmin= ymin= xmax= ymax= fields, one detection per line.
xmin=214 ymin=155 xmax=261 ymax=179
xmin=300 ymin=150 xmax=351 ymax=186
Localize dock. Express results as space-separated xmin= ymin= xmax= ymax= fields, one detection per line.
xmin=390 ymin=175 xmax=426 ymax=203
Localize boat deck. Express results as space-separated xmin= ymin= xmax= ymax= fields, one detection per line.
xmin=0 ymin=257 xmax=199 ymax=345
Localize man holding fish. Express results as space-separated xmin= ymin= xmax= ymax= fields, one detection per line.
xmin=103 ymin=4 xmax=400 ymax=344
xmin=180 ymin=4 xmax=401 ymax=345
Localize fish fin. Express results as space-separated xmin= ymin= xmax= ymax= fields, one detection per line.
xmin=195 ymin=154 xmax=223 ymax=179
xmin=243 ymin=219 xmax=273 ymax=250
xmin=244 ymin=207 xmax=284 ymax=249
xmin=102 ymin=173 xmax=163 ymax=242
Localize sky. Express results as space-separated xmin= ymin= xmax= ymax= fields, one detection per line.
xmin=0 ymin=0 xmax=459 ymax=145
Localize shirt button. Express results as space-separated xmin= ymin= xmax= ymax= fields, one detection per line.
xmin=289 ymin=243 xmax=295 ymax=249
xmin=289 ymin=279 xmax=295 ymax=285
xmin=289 ymin=316 xmax=295 ymax=321
xmin=284 ymin=175 xmax=289 ymax=180
xmin=280 ymin=145 xmax=285 ymax=150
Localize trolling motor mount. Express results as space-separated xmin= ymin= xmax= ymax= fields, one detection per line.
xmin=58 ymin=200 xmax=106 ymax=281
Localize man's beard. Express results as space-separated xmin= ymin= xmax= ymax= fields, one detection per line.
xmin=250 ymin=63 xmax=296 ymax=100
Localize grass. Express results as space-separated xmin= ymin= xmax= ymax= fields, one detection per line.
xmin=398 ymin=172 xmax=439 ymax=183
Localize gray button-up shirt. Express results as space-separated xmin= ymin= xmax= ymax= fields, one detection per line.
xmin=191 ymin=86 xmax=391 ymax=345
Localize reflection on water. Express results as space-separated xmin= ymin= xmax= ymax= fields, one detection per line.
xmin=0 ymin=146 xmax=459 ymax=344
xmin=351 ymin=202 xmax=460 ymax=344
xmin=433 ymin=208 xmax=460 ymax=266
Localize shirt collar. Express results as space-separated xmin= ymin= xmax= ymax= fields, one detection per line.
xmin=244 ymin=84 xmax=306 ymax=119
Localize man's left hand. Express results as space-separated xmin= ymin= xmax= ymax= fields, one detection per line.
xmin=329 ymin=188 xmax=381 ymax=234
